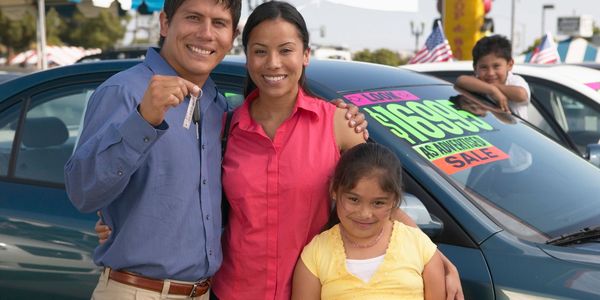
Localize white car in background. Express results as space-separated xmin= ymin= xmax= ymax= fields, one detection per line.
xmin=402 ymin=62 xmax=600 ymax=157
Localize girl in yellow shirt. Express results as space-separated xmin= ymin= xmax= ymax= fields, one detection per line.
xmin=292 ymin=143 xmax=446 ymax=300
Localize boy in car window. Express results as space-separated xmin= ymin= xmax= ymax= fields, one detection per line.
xmin=455 ymin=35 xmax=531 ymax=120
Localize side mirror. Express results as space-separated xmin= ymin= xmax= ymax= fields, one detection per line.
xmin=586 ymin=143 xmax=600 ymax=168
xmin=400 ymin=193 xmax=444 ymax=238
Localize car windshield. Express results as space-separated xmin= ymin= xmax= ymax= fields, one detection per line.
xmin=344 ymin=85 xmax=600 ymax=242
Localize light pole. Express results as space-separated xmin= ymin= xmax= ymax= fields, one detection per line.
xmin=541 ymin=4 xmax=555 ymax=37
xmin=410 ymin=21 xmax=425 ymax=53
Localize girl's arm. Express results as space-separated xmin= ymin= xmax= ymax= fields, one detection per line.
xmin=392 ymin=209 xmax=464 ymax=300
xmin=423 ymin=251 xmax=446 ymax=300
xmin=292 ymin=259 xmax=321 ymax=300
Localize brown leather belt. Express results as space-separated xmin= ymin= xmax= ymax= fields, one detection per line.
xmin=108 ymin=269 xmax=210 ymax=297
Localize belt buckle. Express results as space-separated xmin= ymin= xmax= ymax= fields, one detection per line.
xmin=189 ymin=283 xmax=198 ymax=297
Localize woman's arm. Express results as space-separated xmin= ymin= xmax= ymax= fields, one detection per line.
xmin=333 ymin=108 xmax=366 ymax=151
xmin=292 ymin=259 xmax=321 ymax=300
xmin=423 ymin=251 xmax=446 ymax=300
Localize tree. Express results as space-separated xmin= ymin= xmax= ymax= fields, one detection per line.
xmin=0 ymin=10 xmax=36 ymax=59
xmin=46 ymin=8 xmax=66 ymax=46
xmin=62 ymin=10 xmax=128 ymax=50
xmin=353 ymin=48 xmax=403 ymax=66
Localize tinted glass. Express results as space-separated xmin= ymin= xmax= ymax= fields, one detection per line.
xmin=348 ymin=85 xmax=600 ymax=242
xmin=530 ymin=81 xmax=600 ymax=153
xmin=15 ymin=87 xmax=92 ymax=183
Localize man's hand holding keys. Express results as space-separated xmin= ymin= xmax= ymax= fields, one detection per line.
xmin=139 ymin=75 xmax=201 ymax=126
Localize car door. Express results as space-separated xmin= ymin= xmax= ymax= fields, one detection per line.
xmin=0 ymin=78 xmax=108 ymax=299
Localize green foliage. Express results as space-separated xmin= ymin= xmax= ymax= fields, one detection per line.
xmin=353 ymin=48 xmax=403 ymax=66
xmin=0 ymin=10 xmax=36 ymax=54
xmin=0 ymin=7 xmax=128 ymax=57
xmin=46 ymin=8 xmax=66 ymax=46
xmin=62 ymin=10 xmax=127 ymax=50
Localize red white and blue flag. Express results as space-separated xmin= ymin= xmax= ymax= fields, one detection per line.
xmin=408 ymin=21 xmax=454 ymax=64
xmin=530 ymin=32 xmax=561 ymax=64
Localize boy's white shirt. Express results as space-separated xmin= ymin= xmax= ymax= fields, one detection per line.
xmin=504 ymin=71 xmax=531 ymax=120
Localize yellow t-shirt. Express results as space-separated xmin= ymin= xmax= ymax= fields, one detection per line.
xmin=300 ymin=221 xmax=437 ymax=300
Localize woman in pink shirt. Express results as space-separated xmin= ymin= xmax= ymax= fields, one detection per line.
xmin=211 ymin=2 xmax=364 ymax=299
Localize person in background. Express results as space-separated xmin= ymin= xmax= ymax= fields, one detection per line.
xmin=293 ymin=143 xmax=446 ymax=300
xmin=455 ymin=35 xmax=530 ymax=120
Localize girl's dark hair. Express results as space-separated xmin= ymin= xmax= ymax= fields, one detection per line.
xmin=159 ymin=0 xmax=242 ymax=48
xmin=325 ymin=143 xmax=403 ymax=230
xmin=241 ymin=0 xmax=313 ymax=97
xmin=472 ymin=34 xmax=513 ymax=68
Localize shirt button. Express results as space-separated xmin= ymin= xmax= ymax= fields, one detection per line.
xmin=202 ymin=179 xmax=207 ymax=185
xmin=143 ymin=137 xmax=149 ymax=143
xmin=209 ymin=250 xmax=213 ymax=256
xmin=117 ymin=170 xmax=123 ymax=176
xmin=201 ymin=144 xmax=206 ymax=150
xmin=205 ymin=214 xmax=210 ymax=220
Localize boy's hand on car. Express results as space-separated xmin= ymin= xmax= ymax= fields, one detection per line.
xmin=491 ymin=88 xmax=510 ymax=113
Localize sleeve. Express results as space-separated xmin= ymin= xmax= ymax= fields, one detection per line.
xmin=508 ymin=74 xmax=531 ymax=103
xmin=300 ymin=234 xmax=324 ymax=279
xmin=64 ymin=84 xmax=167 ymax=213
xmin=414 ymin=228 xmax=438 ymax=266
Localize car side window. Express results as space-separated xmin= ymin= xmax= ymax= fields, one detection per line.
xmin=530 ymin=82 xmax=600 ymax=153
xmin=14 ymin=87 xmax=93 ymax=184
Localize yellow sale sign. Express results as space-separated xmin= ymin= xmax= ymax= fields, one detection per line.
xmin=443 ymin=0 xmax=485 ymax=60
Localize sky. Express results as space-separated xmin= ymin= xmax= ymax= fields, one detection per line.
xmin=239 ymin=0 xmax=600 ymax=54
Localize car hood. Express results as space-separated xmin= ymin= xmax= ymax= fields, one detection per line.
xmin=539 ymin=241 xmax=600 ymax=266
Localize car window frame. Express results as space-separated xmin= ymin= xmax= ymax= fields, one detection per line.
xmin=0 ymin=74 xmax=113 ymax=188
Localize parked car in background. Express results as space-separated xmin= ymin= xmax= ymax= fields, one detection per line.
xmin=402 ymin=62 xmax=600 ymax=157
xmin=75 ymin=45 xmax=152 ymax=63
xmin=0 ymin=71 xmax=24 ymax=84
xmin=1 ymin=58 xmax=600 ymax=299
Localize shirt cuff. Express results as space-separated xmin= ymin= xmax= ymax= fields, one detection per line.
xmin=118 ymin=109 xmax=168 ymax=154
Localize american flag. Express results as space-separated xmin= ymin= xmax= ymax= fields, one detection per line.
xmin=530 ymin=32 xmax=561 ymax=64
xmin=408 ymin=21 xmax=453 ymax=64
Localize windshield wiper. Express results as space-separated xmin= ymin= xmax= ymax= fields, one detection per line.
xmin=546 ymin=226 xmax=600 ymax=246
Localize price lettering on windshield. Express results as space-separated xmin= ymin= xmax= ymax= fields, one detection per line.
xmin=346 ymin=90 xmax=509 ymax=174
xmin=361 ymin=99 xmax=494 ymax=145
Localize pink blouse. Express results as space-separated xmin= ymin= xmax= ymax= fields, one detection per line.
xmin=213 ymin=88 xmax=340 ymax=300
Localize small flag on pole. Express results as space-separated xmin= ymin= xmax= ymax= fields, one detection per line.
xmin=408 ymin=21 xmax=454 ymax=64
xmin=530 ymin=32 xmax=561 ymax=64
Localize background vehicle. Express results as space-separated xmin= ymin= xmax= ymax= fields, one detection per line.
xmin=402 ymin=62 xmax=600 ymax=158
xmin=1 ymin=58 xmax=600 ymax=299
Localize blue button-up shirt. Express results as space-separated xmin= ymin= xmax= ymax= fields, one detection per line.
xmin=65 ymin=48 xmax=227 ymax=281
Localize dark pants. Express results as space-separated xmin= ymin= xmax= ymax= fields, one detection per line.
xmin=209 ymin=290 xmax=219 ymax=300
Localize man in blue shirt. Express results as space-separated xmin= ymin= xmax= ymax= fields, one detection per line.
xmin=64 ymin=0 xmax=242 ymax=298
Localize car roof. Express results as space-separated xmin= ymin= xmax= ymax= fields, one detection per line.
xmin=401 ymin=61 xmax=600 ymax=102
xmin=0 ymin=56 xmax=450 ymax=100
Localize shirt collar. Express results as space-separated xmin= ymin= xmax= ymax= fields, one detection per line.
xmin=232 ymin=87 xmax=321 ymax=130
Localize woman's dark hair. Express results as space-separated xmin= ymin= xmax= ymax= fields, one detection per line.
xmin=472 ymin=34 xmax=513 ymax=68
xmin=159 ymin=0 xmax=242 ymax=48
xmin=241 ymin=0 xmax=313 ymax=97
xmin=325 ymin=143 xmax=403 ymax=230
